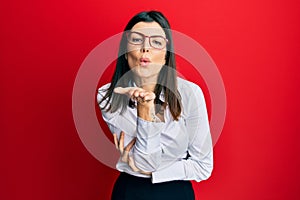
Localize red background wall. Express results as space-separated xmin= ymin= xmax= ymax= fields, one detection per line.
xmin=1 ymin=0 xmax=300 ymax=199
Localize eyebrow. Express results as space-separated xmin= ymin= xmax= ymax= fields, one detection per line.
xmin=130 ymin=31 xmax=166 ymax=38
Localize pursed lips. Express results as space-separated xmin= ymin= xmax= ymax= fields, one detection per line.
xmin=139 ymin=57 xmax=151 ymax=66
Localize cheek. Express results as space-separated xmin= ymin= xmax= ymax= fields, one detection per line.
xmin=127 ymin=52 xmax=138 ymax=68
xmin=153 ymin=51 xmax=166 ymax=65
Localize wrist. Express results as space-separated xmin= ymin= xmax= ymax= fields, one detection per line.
xmin=137 ymin=104 xmax=157 ymax=122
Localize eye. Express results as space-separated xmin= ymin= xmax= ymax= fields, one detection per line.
xmin=152 ymin=40 xmax=163 ymax=46
xmin=132 ymin=37 xmax=143 ymax=43
xmin=128 ymin=32 xmax=144 ymax=44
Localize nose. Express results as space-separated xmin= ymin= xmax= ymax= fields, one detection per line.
xmin=141 ymin=37 xmax=151 ymax=52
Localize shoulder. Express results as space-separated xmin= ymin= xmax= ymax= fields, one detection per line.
xmin=97 ymin=83 xmax=111 ymax=96
xmin=177 ymin=77 xmax=206 ymax=111
xmin=177 ymin=77 xmax=204 ymax=96
xmin=97 ymin=83 xmax=111 ymax=104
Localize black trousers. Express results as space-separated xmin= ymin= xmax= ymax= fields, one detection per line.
xmin=111 ymin=172 xmax=195 ymax=200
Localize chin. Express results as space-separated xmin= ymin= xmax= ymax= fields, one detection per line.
xmin=136 ymin=72 xmax=155 ymax=79
xmin=132 ymin=68 xmax=153 ymax=76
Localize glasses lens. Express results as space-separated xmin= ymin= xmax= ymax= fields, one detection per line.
xmin=150 ymin=36 xmax=167 ymax=49
xmin=127 ymin=32 xmax=144 ymax=45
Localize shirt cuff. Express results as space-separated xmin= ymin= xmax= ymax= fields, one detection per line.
xmin=151 ymin=161 xmax=186 ymax=183
xmin=135 ymin=117 xmax=164 ymax=154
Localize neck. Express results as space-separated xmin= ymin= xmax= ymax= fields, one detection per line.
xmin=134 ymin=76 xmax=157 ymax=92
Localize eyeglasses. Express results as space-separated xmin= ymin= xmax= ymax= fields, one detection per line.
xmin=126 ymin=31 xmax=168 ymax=50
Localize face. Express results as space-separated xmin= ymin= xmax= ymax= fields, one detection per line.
xmin=126 ymin=21 xmax=167 ymax=81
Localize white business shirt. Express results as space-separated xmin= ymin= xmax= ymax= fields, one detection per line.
xmin=97 ymin=77 xmax=213 ymax=184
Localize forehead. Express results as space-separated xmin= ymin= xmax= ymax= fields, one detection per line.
xmin=131 ymin=22 xmax=166 ymax=37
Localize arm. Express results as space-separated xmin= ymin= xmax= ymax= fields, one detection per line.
xmin=132 ymin=116 xmax=164 ymax=172
xmin=97 ymin=85 xmax=137 ymax=146
xmin=113 ymin=86 xmax=165 ymax=172
xmin=152 ymin=84 xmax=213 ymax=183
xmin=97 ymin=85 xmax=165 ymax=174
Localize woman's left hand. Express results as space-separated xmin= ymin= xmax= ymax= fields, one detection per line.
xmin=113 ymin=131 xmax=151 ymax=175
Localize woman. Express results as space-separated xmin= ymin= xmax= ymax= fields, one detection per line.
xmin=97 ymin=11 xmax=213 ymax=200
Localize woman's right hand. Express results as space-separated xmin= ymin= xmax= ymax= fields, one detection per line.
xmin=114 ymin=87 xmax=157 ymax=122
xmin=114 ymin=87 xmax=155 ymax=104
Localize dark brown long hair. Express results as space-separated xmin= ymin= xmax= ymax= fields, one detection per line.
xmin=99 ymin=11 xmax=182 ymax=120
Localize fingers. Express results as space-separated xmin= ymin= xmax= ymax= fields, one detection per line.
xmin=125 ymin=138 xmax=136 ymax=152
xmin=113 ymin=87 xmax=129 ymax=94
xmin=114 ymin=87 xmax=155 ymax=102
xmin=121 ymin=149 xmax=129 ymax=163
xmin=114 ymin=87 xmax=137 ymax=95
xmin=113 ymin=133 xmax=119 ymax=150
xmin=114 ymin=133 xmax=150 ymax=175
xmin=128 ymin=156 xmax=151 ymax=175
xmin=119 ymin=132 xmax=124 ymax=154
xmin=128 ymin=156 xmax=140 ymax=172
xmin=142 ymin=92 xmax=156 ymax=101
xmin=121 ymin=138 xmax=136 ymax=163
xmin=132 ymin=90 xmax=155 ymax=102
xmin=133 ymin=89 xmax=143 ymax=98
xmin=116 ymin=132 xmax=135 ymax=155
